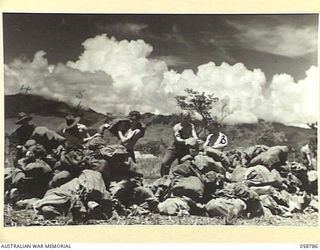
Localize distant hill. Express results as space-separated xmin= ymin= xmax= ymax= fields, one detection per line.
xmin=5 ymin=94 xmax=106 ymax=134
xmin=5 ymin=94 xmax=316 ymax=158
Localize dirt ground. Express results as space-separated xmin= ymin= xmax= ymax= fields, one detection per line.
xmin=4 ymin=203 xmax=318 ymax=227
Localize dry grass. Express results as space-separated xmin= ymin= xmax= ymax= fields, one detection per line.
xmin=4 ymin=203 xmax=318 ymax=227
xmin=135 ymin=158 xmax=162 ymax=180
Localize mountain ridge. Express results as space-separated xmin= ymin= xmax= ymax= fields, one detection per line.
xmin=5 ymin=94 xmax=316 ymax=157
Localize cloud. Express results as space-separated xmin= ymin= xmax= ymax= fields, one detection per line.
xmin=4 ymin=50 xmax=116 ymax=110
xmin=228 ymin=21 xmax=318 ymax=58
xmin=95 ymin=22 xmax=149 ymax=36
xmin=5 ymin=34 xmax=318 ymax=126
xmin=154 ymin=56 xmax=189 ymax=67
xmin=162 ymin=62 xmax=267 ymax=124
xmin=267 ymin=66 xmax=318 ymax=125
xmin=66 ymin=34 xmax=177 ymax=114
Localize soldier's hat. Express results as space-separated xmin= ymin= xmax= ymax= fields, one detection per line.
xmin=16 ymin=112 xmax=33 ymax=125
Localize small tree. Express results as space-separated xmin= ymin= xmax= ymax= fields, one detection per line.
xmin=175 ymin=88 xmax=219 ymax=126
xmin=219 ymin=96 xmax=233 ymax=123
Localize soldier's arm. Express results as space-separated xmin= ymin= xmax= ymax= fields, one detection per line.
xmin=118 ymin=129 xmax=141 ymax=143
xmin=191 ymin=124 xmax=198 ymax=140
xmin=98 ymin=123 xmax=110 ymax=135
xmin=173 ymin=124 xmax=186 ymax=144
xmin=203 ymin=134 xmax=213 ymax=148
xmin=204 ymin=133 xmax=228 ymax=149
xmin=83 ymin=133 xmax=101 ymax=142
xmin=302 ymin=145 xmax=313 ymax=167
xmin=306 ymin=152 xmax=312 ymax=167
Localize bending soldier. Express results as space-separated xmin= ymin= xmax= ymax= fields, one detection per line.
xmin=203 ymin=122 xmax=228 ymax=151
xmin=118 ymin=111 xmax=145 ymax=163
xmin=160 ymin=111 xmax=199 ymax=176
xmin=59 ymin=114 xmax=93 ymax=146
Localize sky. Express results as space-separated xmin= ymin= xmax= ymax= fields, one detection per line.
xmin=3 ymin=14 xmax=319 ymax=126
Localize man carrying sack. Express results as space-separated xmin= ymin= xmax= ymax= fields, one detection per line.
xmin=160 ymin=111 xmax=199 ymax=176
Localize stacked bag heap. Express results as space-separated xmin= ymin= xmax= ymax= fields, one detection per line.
xmin=5 ymin=111 xmax=318 ymax=224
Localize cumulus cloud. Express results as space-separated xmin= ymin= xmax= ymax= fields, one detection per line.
xmin=66 ymin=34 xmax=175 ymax=114
xmin=4 ymin=34 xmax=318 ymax=126
xmin=228 ymin=21 xmax=318 ymax=58
xmin=162 ymin=62 xmax=267 ymax=124
xmin=267 ymin=66 xmax=318 ymax=125
xmin=4 ymin=50 xmax=116 ymax=109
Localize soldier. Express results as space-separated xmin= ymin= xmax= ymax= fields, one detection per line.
xmin=59 ymin=114 xmax=92 ymax=146
xmin=10 ymin=112 xmax=35 ymax=146
xmin=203 ymin=122 xmax=228 ymax=151
xmin=117 ymin=111 xmax=146 ymax=163
xmin=10 ymin=112 xmax=36 ymax=163
xmin=300 ymin=137 xmax=317 ymax=170
xmin=160 ymin=111 xmax=199 ymax=176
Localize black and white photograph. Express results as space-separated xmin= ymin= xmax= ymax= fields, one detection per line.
xmin=3 ymin=13 xmax=318 ymax=227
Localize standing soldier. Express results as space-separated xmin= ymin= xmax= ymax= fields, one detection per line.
xmin=160 ymin=111 xmax=199 ymax=176
xmin=300 ymin=137 xmax=317 ymax=170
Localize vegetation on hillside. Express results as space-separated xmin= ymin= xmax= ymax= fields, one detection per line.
xmin=5 ymin=93 xmax=316 ymax=159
